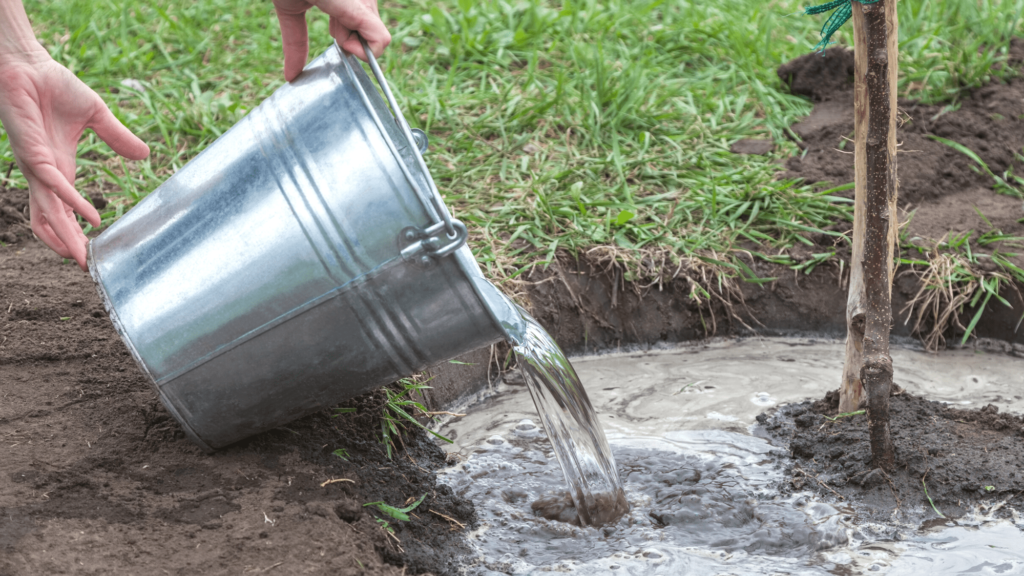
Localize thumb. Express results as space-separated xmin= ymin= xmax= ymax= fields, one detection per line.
xmin=89 ymin=104 xmax=150 ymax=161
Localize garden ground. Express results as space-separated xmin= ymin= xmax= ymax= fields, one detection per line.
xmin=3 ymin=0 xmax=1024 ymax=574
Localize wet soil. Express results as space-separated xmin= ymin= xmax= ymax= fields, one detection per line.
xmin=749 ymin=41 xmax=1024 ymax=525
xmin=4 ymin=39 xmax=1024 ymax=573
xmin=0 ymin=191 xmax=475 ymax=575
xmin=759 ymin=391 xmax=1024 ymax=521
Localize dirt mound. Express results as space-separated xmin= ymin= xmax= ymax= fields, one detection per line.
xmin=777 ymin=41 xmax=1024 ymax=251
xmin=755 ymin=41 xmax=1024 ymax=523
xmin=777 ymin=47 xmax=855 ymax=102
xmin=1 ymin=189 xmax=475 ymax=576
xmin=758 ymin=391 xmax=1024 ymax=521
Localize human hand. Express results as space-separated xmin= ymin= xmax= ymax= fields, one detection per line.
xmin=273 ymin=0 xmax=392 ymax=82
xmin=0 ymin=51 xmax=150 ymax=270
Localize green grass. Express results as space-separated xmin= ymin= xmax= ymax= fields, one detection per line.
xmin=823 ymin=409 xmax=866 ymax=421
xmin=928 ymin=134 xmax=1024 ymax=200
xmin=334 ymin=377 xmax=451 ymax=459
xmin=364 ymin=493 xmax=426 ymax=522
xmin=901 ymin=227 xmax=1024 ymax=350
xmin=922 ymin=477 xmax=947 ymax=518
xmin=2 ymin=0 xmax=1022 ymax=307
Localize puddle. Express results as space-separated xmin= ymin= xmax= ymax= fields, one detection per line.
xmin=438 ymin=338 xmax=1024 ymax=575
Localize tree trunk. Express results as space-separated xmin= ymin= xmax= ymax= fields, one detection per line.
xmin=839 ymin=0 xmax=898 ymax=471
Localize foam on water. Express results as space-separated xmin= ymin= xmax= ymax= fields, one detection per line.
xmin=437 ymin=338 xmax=1024 ymax=575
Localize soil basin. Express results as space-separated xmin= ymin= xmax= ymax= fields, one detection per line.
xmin=437 ymin=338 xmax=1024 ymax=575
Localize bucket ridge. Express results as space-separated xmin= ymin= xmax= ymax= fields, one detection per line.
xmin=87 ymin=44 xmax=510 ymax=450
xmin=252 ymin=103 xmax=367 ymax=283
xmin=150 ymin=255 xmax=407 ymax=385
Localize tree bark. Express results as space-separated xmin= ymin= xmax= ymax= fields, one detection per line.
xmin=839 ymin=0 xmax=898 ymax=470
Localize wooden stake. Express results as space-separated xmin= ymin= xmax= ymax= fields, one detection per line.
xmin=839 ymin=0 xmax=898 ymax=470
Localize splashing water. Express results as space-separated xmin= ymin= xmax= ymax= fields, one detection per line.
xmin=439 ymin=338 xmax=1024 ymax=575
xmin=468 ymin=279 xmax=627 ymax=525
xmin=512 ymin=311 xmax=629 ymax=526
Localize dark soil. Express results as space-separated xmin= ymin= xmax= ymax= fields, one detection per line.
xmin=750 ymin=44 xmax=1024 ymax=524
xmin=778 ymin=42 xmax=1024 ymax=263
xmin=0 ymin=185 xmax=31 ymax=245
xmin=0 ymin=189 xmax=475 ymax=576
xmin=4 ymin=39 xmax=1024 ymax=574
xmin=758 ymin=391 xmax=1024 ymax=521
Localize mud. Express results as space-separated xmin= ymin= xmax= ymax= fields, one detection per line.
xmin=437 ymin=340 xmax=1024 ymax=574
xmin=761 ymin=391 xmax=1024 ymax=522
xmin=0 ymin=198 xmax=475 ymax=575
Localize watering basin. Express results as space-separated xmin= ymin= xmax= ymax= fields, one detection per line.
xmin=437 ymin=337 xmax=1024 ymax=575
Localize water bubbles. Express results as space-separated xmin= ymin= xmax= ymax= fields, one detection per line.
xmin=447 ymin=431 xmax=861 ymax=574
xmin=485 ymin=435 xmax=507 ymax=446
xmin=752 ymin=391 xmax=776 ymax=406
xmin=642 ymin=549 xmax=663 ymax=559
xmin=513 ymin=419 xmax=543 ymax=438
xmin=705 ymin=411 xmax=739 ymax=422
xmin=444 ymin=340 xmax=1024 ymax=574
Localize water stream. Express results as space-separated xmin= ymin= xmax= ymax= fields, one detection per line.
xmin=437 ymin=337 xmax=1024 ymax=575
xmin=508 ymin=308 xmax=629 ymax=526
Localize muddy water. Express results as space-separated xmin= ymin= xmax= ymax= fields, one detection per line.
xmin=438 ymin=338 xmax=1024 ymax=575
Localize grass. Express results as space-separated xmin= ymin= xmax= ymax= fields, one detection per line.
xmin=2 ymin=0 xmax=1022 ymax=339
xmin=895 ymin=135 xmax=1024 ymax=348
xmin=922 ymin=477 xmax=947 ymax=518
xmin=928 ymin=135 xmax=1024 ymax=200
xmin=823 ymin=409 xmax=866 ymax=421
xmin=364 ymin=493 xmax=427 ymax=522
xmin=363 ymin=493 xmax=426 ymax=548
xmin=334 ymin=377 xmax=452 ymax=459
xmin=901 ymin=228 xmax=1024 ymax=351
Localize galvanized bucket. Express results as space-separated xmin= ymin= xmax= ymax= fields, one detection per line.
xmin=88 ymin=41 xmax=515 ymax=451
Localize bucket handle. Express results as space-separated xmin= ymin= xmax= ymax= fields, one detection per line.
xmin=357 ymin=37 xmax=457 ymax=240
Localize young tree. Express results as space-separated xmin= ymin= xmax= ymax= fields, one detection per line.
xmin=808 ymin=0 xmax=898 ymax=470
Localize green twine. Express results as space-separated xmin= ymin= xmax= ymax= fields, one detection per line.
xmin=805 ymin=0 xmax=882 ymax=53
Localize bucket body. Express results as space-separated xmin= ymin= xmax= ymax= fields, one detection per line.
xmin=88 ymin=45 xmax=508 ymax=451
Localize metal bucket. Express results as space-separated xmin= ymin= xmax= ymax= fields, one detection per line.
xmin=88 ymin=41 xmax=515 ymax=451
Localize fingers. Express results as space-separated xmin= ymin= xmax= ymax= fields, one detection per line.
xmin=89 ymin=104 xmax=150 ymax=161
xmin=31 ymin=161 xmax=101 ymax=228
xmin=28 ymin=186 xmax=90 ymax=270
xmin=316 ymin=0 xmax=390 ymax=61
xmin=334 ymin=17 xmax=391 ymax=61
xmin=45 ymin=214 xmax=89 ymax=271
xmin=275 ymin=7 xmax=310 ymax=81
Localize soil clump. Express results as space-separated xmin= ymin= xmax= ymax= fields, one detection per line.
xmin=758 ymin=390 xmax=1024 ymax=521
xmin=1 ymin=189 xmax=475 ymax=576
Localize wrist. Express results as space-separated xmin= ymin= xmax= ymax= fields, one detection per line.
xmin=0 ymin=0 xmax=48 ymax=61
